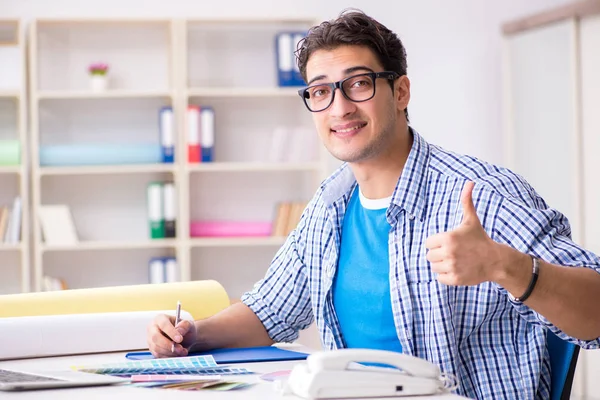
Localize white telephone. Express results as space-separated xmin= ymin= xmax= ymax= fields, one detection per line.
xmin=280 ymin=348 xmax=457 ymax=399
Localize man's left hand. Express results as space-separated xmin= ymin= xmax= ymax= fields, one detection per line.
xmin=425 ymin=181 xmax=503 ymax=286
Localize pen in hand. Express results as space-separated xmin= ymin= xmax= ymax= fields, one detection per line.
xmin=171 ymin=300 xmax=181 ymax=353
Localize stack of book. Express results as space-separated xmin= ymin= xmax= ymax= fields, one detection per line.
xmin=42 ymin=276 xmax=68 ymax=291
xmin=190 ymin=221 xmax=272 ymax=238
xmin=147 ymin=182 xmax=177 ymax=239
xmin=185 ymin=106 xmax=215 ymax=163
xmin=148 ymin=256 xmax=178 ymax=284
xmin=271 ymin=201 xmax=308 ymax=237
xmin=0 ymin=197 xmax=21 ymax=244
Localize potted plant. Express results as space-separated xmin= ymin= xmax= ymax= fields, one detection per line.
xmin=88 ymin=62 xmax=109 ymax=92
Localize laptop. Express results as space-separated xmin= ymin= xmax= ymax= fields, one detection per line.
xmin=0 ymin=367 xmax=127 ymax=391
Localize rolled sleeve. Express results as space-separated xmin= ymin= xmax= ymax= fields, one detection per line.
xmin=240 ymin=229 xmax=314 ymax=343
xmin=493 ymin=194 xmax=600 ymax=349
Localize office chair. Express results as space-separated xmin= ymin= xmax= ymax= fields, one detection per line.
xmin=547 ymin=330 xmax=580 ymax=400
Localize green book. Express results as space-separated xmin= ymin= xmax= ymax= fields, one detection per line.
xmin=0 ymin=140 xmax=20 ymax=166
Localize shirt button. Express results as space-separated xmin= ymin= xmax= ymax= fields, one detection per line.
xmin=408 ymin=214 xmax=415 ymax=220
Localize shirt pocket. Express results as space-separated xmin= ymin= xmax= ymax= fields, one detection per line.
xmin=407 ymin=280 xmax=457 ymax=359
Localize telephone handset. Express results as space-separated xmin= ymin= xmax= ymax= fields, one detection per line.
xmin=280 ymin=348 xmax=458 ymax=399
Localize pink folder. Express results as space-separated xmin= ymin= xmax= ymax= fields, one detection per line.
xmin=190 ymin=221 xmax=272 ymax=237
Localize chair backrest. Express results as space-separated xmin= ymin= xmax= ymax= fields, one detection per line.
xmin=547 ymin=330 xmax=580 ymax=400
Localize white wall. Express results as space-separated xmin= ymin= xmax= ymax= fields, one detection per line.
xmin=2 ymin=0 xmax=573 ymax=169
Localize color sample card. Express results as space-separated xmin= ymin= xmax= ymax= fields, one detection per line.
xmin=75 ymin=355 xmax=217 ymax=374
xmin=129 ymin=379 xmax=255 ymax=391
xmin=131 ymin=374 xmax=221 ymax=382
xmin=75 ymin=355 xmax=253 ymax=377
xmin=205 ymin=381 xmax=255 ymax=391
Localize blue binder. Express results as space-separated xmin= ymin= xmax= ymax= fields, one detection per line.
xmin=159 ymin=106 xmax=175 ymax=163
xmin=275 ymin=31 xmax=306 ymax=87
xmin=125 ymin=346 xmax=309 ymax=363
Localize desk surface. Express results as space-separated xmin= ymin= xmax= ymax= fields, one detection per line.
xmin=0 ymin=350 xmax=468 ymax=399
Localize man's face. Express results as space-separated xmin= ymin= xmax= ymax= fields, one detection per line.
xmin=304 ymin=45 xmax=407 ymax=164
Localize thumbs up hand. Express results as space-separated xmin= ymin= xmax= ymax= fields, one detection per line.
xmin=425 ymin=181 xmax=502 ymax=286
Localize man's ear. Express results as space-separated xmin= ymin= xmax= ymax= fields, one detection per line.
xmin=395 ymin=75 xmax=410 ymax=113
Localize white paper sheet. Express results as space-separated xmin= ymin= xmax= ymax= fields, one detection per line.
xmin=0 ymin=309 xmax=193 ymax=360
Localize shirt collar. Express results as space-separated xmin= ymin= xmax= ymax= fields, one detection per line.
xmin=321 ymin=128 xmax=430 ymax=222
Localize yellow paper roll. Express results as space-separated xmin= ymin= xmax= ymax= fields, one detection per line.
xmin=0 ymin=280 xmax=230 ymax=320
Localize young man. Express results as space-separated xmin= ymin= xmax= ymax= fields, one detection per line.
xmin=147 ymin=10 xmax=600 ymax=399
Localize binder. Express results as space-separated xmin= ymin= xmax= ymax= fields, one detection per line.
xmin=276 ymin=32 xmax=294 ymax=87
xmin=0 ymin=207 xmax=8 ymax=241
xmin=147 ymin=182 xmax=164 ymax=239
xmin=200 ymin=106 xmax=214 ymax=162
xmin=162 ymin=182 xmax=176 ymax=238
xmin=5 ymin=197 xmax=21 ymax=244
xmin=164 ymin=256 xmax=178 ymax=282
xmin=125 ymin=346 xmax=309 ymax=363
xmin=186 ymin=106 xmax=201 ymax=163
xmin=148 ymin=257 xmax=165 ymax=284
xmin=275 ymin=31 xmax=306 ymax=87
xmin=159 ymin=106 xmax=175 ymax=163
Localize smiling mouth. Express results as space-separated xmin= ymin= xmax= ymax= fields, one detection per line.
xmin=331 ymin=122 xmax=367 ymax=133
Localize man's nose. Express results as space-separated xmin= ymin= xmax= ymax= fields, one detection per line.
xmin=328 ymin=88 xmax=356 ymax=118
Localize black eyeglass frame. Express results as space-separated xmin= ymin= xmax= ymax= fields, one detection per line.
xmin=297 ymin=71 xmax=400 ymax=112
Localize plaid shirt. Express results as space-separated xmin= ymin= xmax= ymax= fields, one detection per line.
xmin=241 ymin=129 xmax=600 ymax=399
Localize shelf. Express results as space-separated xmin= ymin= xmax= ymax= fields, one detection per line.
xmin=40 ymin=239 xmax=178 ymax=252
xmin=0 ymin=90 xmax=19 ymax=99
xmin=36 ymin=90 xmax=173 ymax=100
xmin=0 ymin=243 xmax=22 ymax=252
xmin=0 ymin=166 xmax=21 ymax=175
xmin=186 ymin=17 xmax=316 ymax=24
xmin=187 ymin=87 xmax=302 ymax=98
xmin=189 ymin=237 xmax=285 ymax=247
xmin=38 ymin=164 xmax=176 ymax=176
xmin=187 ymin=162 xmax=320 ymax=172
xmin=36 ymin=18 xmax=171 ymax=25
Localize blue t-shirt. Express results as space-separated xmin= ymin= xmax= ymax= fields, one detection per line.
xmin=332 ymin=186 xmax=402 ymax=353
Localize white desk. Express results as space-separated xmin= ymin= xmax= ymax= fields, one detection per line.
xmin=0 ymin=351 xmax=468 ymax=399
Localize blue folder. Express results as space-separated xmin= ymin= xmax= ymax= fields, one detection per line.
xmin=125 ymin=346 xmax=309 ymax=363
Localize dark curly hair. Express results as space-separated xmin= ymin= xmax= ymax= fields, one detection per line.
xmin=296 ymin=9 xmax=409 ymax=120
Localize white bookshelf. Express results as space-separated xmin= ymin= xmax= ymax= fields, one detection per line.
xmin=29 ymin=18 xmax=181 ymax=291
xmin=27 ymin=17 xmax=327 ymax=295
xmin=0 ymin=20 xmax=29 ymax=294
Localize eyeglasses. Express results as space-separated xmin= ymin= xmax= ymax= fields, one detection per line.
xmin=298 ymin=71 xmax=400 ymax=113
